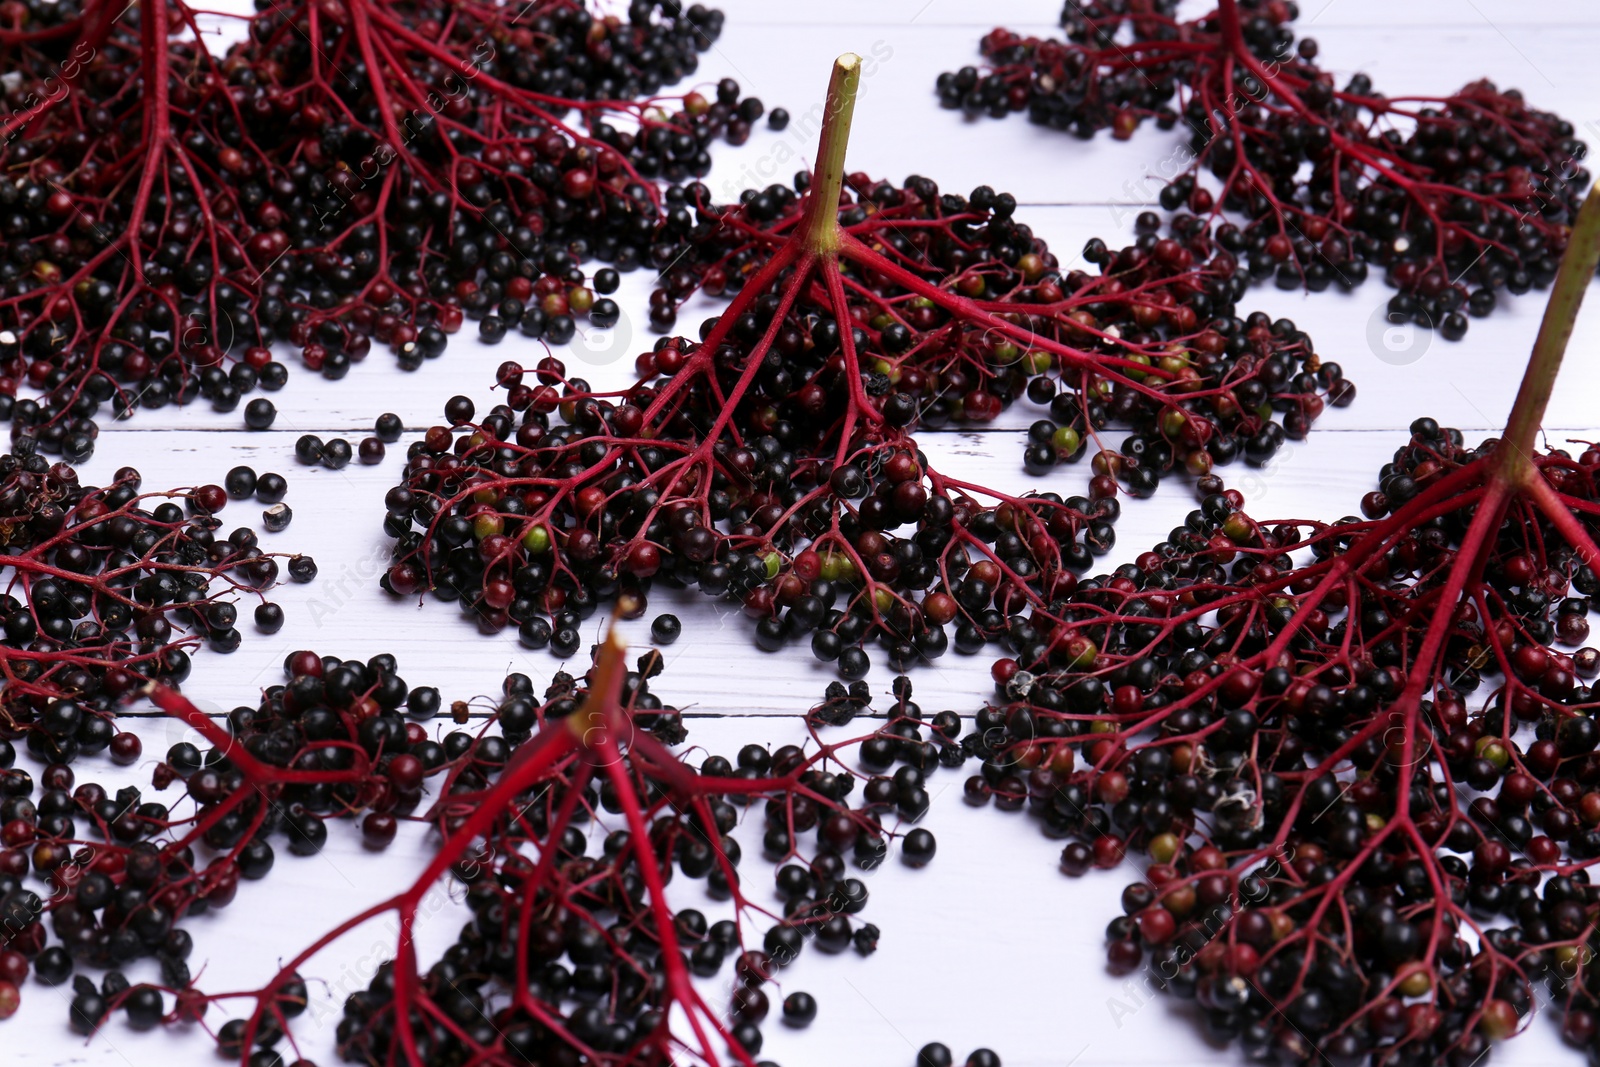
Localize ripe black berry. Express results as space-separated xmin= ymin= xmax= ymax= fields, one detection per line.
xmin=69 ymin=991 xmax=106 ymax=1034
xmin=407 ymin=687 xmax=441 ymax=720
xmin=243 ymin=399 xmax=277 ymax=430
xmin=260 ymin=362 xmax=289 ymax=391
xmin=781 ymin=991 xmax=817 ymax=1026
xmin=374 ymin=413 xmax=403 ymax=442
xmin=285 ymin=809 xmax=327 ymax=855
xmin=947 ymin=15 xmax=1581 ymax=331
xmin=520 ymin=617 xmax=552 ymax=649
xmin=34 ymin=946 xmax=71 ymax=985
xmin=651 ymin=614 xmax=682 ymax=644
xmin=224 ymin=466 xmax=257 ymax=499
xmin=263 ymin=504 xmax=293 ymax=532
xmin=123 ymin=985 xmax=163 ymax=1029
xmin=837 ymin=647 xmax=870 ymax=681
xmin=255 ymin=473 xmax=288 ymax=503
xmin=546 ymin=315 xmax=576 ymax=345
xmin=287 ymin=556 xmax=318 ymax=583
xmin=551 ymin=627 xmax=582 ymax=658
xmin=254 ymin=603 xmax=285 ymax=633
xmin=320 ymin=439 xmax=352 ymax=469
xmin=730 ymin=1021 xmax=762 ymax=1054
xmin=359 ymin=438 xmax=385 ymax=464
xmin=901 ymin=828 xmax=937 ymax=866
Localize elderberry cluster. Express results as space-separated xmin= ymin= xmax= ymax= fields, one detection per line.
xmin=0 ymin=453 xmax=305 ymax=764
xmin=376 ymin=354 xmax=1126 ymax=678
xmin=327 ymin=669 xmax=944 ymax=1067
xmin=18 ymin=638 xmax=944 ymax=1067
xmin=936 ymin=0 xmax=1276 ymax=124
xmin=946 ymin=418 xmax=1600 ymax=1065
xmin=939 ymin=0 xmax=1589 ymax=339
xmin=1025 ymin=214 xmax=1351 ymax=484
xmin=644 ymin=170 xmax=1344 ymax=486
xmin=375 ymin=149 xmax=1358 ymax=677
xmin=0 ymin=0 xmax=753 ymax=453
xmin=0 ymin=757 xmax=218 ymax=1037
xmin=512 ymin=2 xmax=725 ymax=105
xmin=0 ymin=649 xmax=455 ymax=1044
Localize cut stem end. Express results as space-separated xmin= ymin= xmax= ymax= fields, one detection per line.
xmin=798 ymin=53 xmax=862 ymax=255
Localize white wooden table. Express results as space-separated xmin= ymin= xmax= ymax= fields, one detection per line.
xmin=13 ymin=1 xmax=1600 ymax=1064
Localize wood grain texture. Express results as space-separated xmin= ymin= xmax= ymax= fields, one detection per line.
xmin=8 ymin=1 xmax=1600 ymax=1064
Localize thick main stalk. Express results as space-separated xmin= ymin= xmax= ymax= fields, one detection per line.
xmin=1498 ymin=186 xmax=1600 ymax=473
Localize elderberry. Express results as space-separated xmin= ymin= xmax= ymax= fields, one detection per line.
xmin=243 ymin=399 xmax=277 ymax=431
xmin=255 ymin=473 xmax=288 ymax=503
xmin=320 ymin=439 xmax=352 ymax=470
xmin=374 ymin=413 xmax=404 ymax=443
xmin=225 ymin=466 xmax=258 ymax=499
xmin=254 ymin=603 xmax=285 ymax=633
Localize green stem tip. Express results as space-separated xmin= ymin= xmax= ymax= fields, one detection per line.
xmin=798 ymin=53 xmax=862 ymax=255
